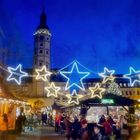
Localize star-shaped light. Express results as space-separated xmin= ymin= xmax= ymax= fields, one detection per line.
xmin=66 ymin=90 xmax=83 ymax=105
xmin=7 ymin=64 xmax=28 ymax=85
xmin=99 ymin=67 xmax=115 ymax=83
xmin=35 ymin=66 xmax=52 ymax=81
xmin=45 ymin=82 xmax=61 ymax=97
xmin=60 ymin=62 xmax=90 ymax=91
xmin=89 ymin=83 xmax=105 ymax=99
xmin=123 ymin=67 xmax=140 ymax=86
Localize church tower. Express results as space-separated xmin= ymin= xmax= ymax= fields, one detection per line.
xmin=33 ymin=9 xmax=51 ymax=97
xmin=33 ymin=9 xmax=51 ymax=70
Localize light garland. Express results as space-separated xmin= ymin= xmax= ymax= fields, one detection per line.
xmin=123 ymin=67 xmax=140 ymax=86
xmin=0 ymin=61 xmax=140 ymax=89
xmin=99 ymin=67 xmax=115 ymax=83
xmin=60 ymin=61 xmax=90 ymax=91
xmin=89 ymin=83 xmax=105 ymax=99
xmin=45 ymin=82 xmax=61 ymax=97
xmin=7 ymin=64 xmax=28 ymax=85
xmin=35 ymin=65 xmax=52 ymax=81
xmin=66 ymin=90 xmax=83 ymax=105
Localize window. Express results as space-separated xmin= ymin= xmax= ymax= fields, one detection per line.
xmin=40 ymin=43 xmax=43 ymax=46
xmin=34 ymin=48 xmax=37 ymax=54
xmin=40 ymin=36 xmax=44 ymax=41
xmin=138 ymin=91 xmax=140 ymax=95
xmin=125 ymin=91 xmax=128 ymax=95
xmin=39 ymin=62 xmax=42 ymax=66
xmin=129 ymin=91 xmax=132 ymax=96
xmin=46 ymin=50 xmax=49 ymax=54
xmin=40 ymin=50 xmax=43 ymax=54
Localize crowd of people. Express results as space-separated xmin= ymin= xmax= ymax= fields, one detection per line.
xmin=0 ymin=111 xmax=140 ymax=140
xmin=54 ymin=113 xmax=140 ymax=140
xmin=15 ymin=112 xmax=53 ymax=133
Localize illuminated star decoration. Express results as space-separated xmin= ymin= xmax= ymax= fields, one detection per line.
xmin=45 ymin=82 xmax=61 ymax=97
xmin=99 ymin=67 xmax=115 ymax=83
xmin=35 ymin=66 xmax=52 ymax=81
xmin=60 ymin=62 xmax=90 ymax=91
xmin=66 ymin=90 xmax=83 ymax=105
xmin=89 ymin=83 xmax=105 ymax=99
xmin=123 ymin=67 xmax=140 ymax=87
xmin=7 ymin=64 xmax=28 ymax=85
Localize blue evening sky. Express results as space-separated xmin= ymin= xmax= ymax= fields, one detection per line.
xmin=0 ymin=0 xmax=140 ymax=75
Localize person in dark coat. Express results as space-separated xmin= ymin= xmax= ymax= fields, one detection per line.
xmin=71 ymin=116 xmax=81 ymax=140
xmin=16 ymin=113 xmax=23 ymax=134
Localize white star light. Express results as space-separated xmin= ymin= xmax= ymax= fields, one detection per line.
xmin=99 ymin=67 xmax=115 ymax=83
xmin=45 ymin=82 xmax=61 ymax=97
xmin=60 ymin=62 xmax=90 ymax=91
xmin=123 ymin=67 xmax=140 ymax=86
xmin=7 ymin=64 xmax=28 ymax=85
xmin=35 ymin=66 xmax=52 ymax=81
xmin=66 ymin=90 xmax=83 ymax=105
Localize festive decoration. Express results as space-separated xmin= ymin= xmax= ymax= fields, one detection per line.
xmin=60 ymin=62 xmax=90 ymax=91
xmin=89 ymin=83 xmax=105 ymax=99
xmin=123 ymin=67 xmax=140 ymax=86
xmin=35 ymin=66 xmax=52 ymax=81
xmin=7 ymin=64 xmax=28 ymax=85
xmin=45 ymin=82 xmax=61 ymax=97
xmin=99 ymin=67 xmax=115 ymax=83
xmin=107 ymin=81 xmax=122 ymax=95
xmin=66 ymin=90 xmax=83 ymax=105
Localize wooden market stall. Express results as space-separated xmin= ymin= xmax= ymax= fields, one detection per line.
xmin=0 ymin=76 xmax=26 ymax=130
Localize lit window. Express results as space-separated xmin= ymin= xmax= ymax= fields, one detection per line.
xmin=138 ymin=91 xmax=140 ymax=95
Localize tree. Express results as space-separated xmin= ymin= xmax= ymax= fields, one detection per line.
xmin=107 ymin=81 xmax=122 ymax=95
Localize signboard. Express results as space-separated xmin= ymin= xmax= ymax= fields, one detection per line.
xmin=101 ymin=99 xmax=114 ymax=104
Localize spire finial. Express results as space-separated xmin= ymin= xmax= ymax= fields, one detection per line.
xmin=37 ymin=0 xmax=49 ymax=30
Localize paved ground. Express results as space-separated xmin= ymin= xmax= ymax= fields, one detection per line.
xmin=7 ymin=126 xmax=66 ymax=140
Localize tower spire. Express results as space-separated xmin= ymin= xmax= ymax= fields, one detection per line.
xmin=37 ymin=3 xmax=49 ymax=30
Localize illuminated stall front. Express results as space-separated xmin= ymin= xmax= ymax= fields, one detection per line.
xmin=0 ymin=78 xmax=26 ymax=130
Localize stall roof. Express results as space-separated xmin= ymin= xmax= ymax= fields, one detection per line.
xmin=80 ymin=93 xmax=138 ymax=106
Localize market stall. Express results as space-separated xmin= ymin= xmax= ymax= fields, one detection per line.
xmin=0 ymin=77 xmax=26 ymax=130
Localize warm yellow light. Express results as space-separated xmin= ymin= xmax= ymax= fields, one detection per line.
xmin=45 ymin=82 xmax=61 ymax=97
xmin=89 ymin=83 xmax=105 ymax=99
xmin=35 ymin=65 xmax=52 ymax=81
